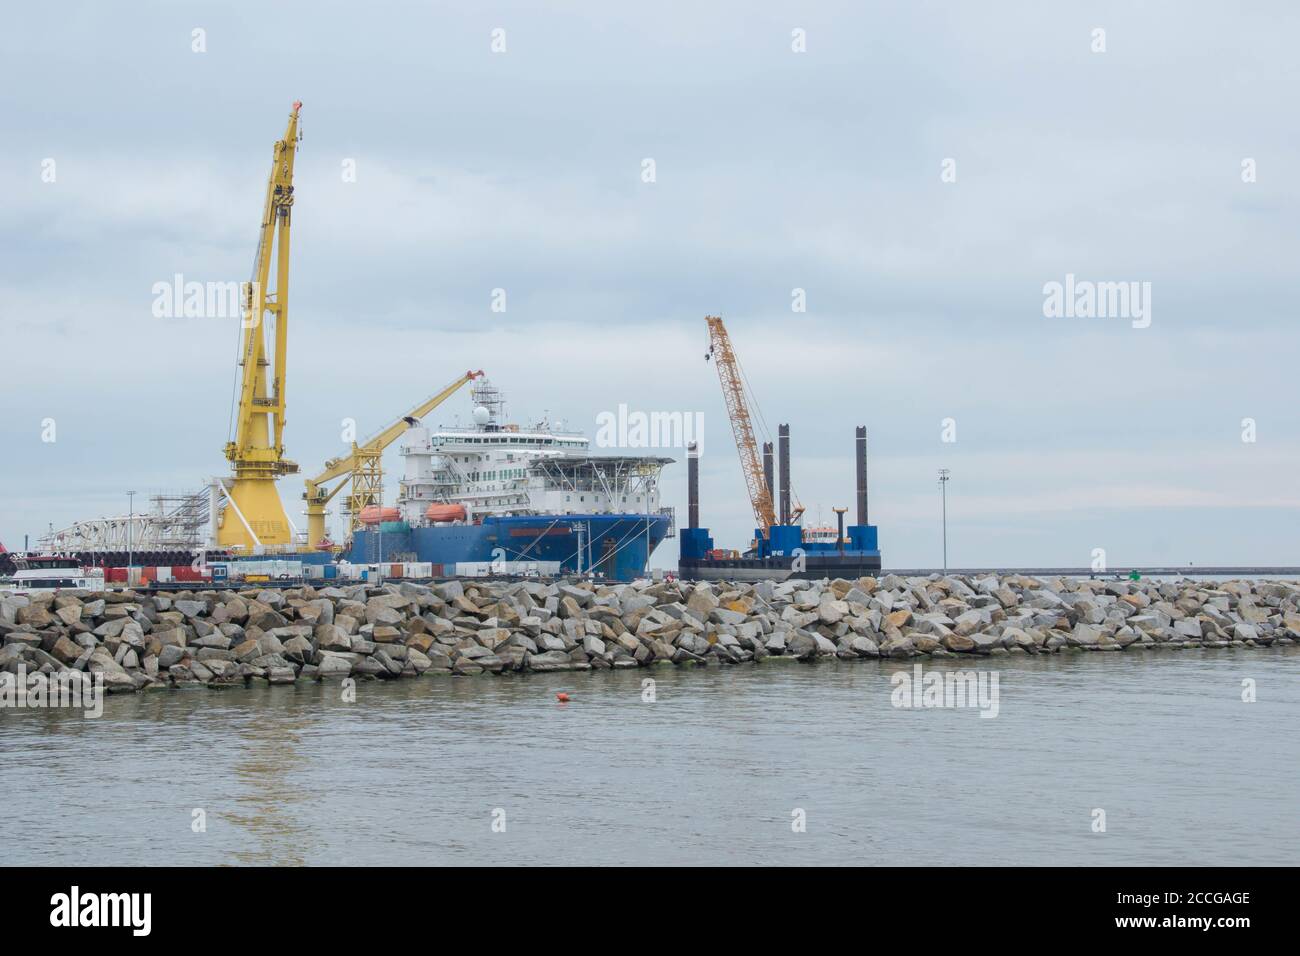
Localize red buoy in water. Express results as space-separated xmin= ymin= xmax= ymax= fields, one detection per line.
xmin=556 ymin=692 xmax=570 ymax=703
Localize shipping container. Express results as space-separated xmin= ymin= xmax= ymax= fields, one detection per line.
xmin=232 ymin=559 xmax=302 ymax=579
xmin=453 ymin=560 xmax=559 ymax=578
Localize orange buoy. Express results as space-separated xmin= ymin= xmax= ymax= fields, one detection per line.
xmin=555 ymin=692 xmax=570 ymax=702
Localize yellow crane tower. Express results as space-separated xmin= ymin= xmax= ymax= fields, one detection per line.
xmin=216 ymin=101 xmax=303 ymax=550
xmin=303 ymin=370 xmax=484 ymax=548
xmin=704 ymin=315 xmax=777 ymax=534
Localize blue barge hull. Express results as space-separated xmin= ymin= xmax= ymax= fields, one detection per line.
xmin=678 ymin=522 xmax=881 ymax=582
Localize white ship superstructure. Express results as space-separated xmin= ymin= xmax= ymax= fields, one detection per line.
xmin=396 ymin=379 xmax=672 ymax=527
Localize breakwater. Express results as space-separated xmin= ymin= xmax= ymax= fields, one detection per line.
xmin=1 ymin=574 xmax=1297 ymax=693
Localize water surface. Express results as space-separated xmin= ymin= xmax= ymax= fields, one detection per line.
xmin=2 ymin=648 xmax=1296 ymax=866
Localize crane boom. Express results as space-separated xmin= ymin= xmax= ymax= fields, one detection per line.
xmin=304 ymin=370 xmax=484 ymax=547
xmin=216 ymin=101 xmax=303 ymax=550
xmin=705 ymin=315 xmax=776 ymax=533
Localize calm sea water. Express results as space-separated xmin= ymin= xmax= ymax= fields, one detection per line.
xmin=2 ymin=648 xmax=1296 ymax=866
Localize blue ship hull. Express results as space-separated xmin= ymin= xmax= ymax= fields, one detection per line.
xmin=346 ymin=513 xmax=670 ymax=582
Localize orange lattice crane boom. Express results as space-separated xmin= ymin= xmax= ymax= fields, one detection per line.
xmin=705 ymin=315 xmax=776 ymax=533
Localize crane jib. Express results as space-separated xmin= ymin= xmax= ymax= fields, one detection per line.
xmin=704 ymin=315 xmax=776 ymax=534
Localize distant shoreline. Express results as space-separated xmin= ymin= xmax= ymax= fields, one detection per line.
xmin=880 ymin=567 xmax=1300 ymax=578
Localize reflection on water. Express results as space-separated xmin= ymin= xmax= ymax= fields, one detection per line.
xmin=227 ymin=704 xmax=310 ymax=867
xmin=2 ymin=648 xmax=1298 ymax=866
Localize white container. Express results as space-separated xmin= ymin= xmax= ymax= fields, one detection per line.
xmin=452 ymin=560 xmax=560 ymax=578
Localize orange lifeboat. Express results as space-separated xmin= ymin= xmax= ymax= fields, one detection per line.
xmin=425 ymin=503 xmax=467 ymax=523
xmin=358 ymin=506 xmax=401 ymax=526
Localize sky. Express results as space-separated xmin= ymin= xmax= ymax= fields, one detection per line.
xmin=2 ymin=1 xmax=1298 ymax=569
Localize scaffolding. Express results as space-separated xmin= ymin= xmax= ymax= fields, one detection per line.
xmin=39 ymin=488 xmax=211 ymax=552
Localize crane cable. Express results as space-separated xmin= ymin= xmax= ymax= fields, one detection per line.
xmin=227 ymin=188 xmax=269 ymax=447
xmin=493 ymin=514 xmax=651 ymax=575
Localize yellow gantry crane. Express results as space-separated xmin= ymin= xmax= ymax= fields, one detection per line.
xmin=303 ymin=370 xmax=484 ymax=548
xmin=216 ymin=101 xmax=303 ymax=550
xmin=705 ymin=315 xmax=777 ymax=534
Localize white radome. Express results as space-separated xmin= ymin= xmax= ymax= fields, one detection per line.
xmin=472 ymin=406 xmax=491 ymax=425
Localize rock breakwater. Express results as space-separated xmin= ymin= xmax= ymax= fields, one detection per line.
xmin=2 ymin=574 xmax=1297 ymax=693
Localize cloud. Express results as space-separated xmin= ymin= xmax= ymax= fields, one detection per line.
xmin=2 ymin=1 xmax=1298 ymax=567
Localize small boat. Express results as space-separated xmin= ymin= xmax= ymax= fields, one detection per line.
xmin=0 ymin=558 xmax=104 ymax=593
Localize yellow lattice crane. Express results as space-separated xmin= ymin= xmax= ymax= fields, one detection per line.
xmin=705 ymin=315 xmax=776 ymax=534
xmin=303 ymin=370 xmax=484 ymax=548
xmin=216 ymin=101 xmax=303 ymax=550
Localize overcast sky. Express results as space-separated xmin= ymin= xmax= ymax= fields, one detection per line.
xmin=2 ymin=1 xmax=1298 ymax=569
